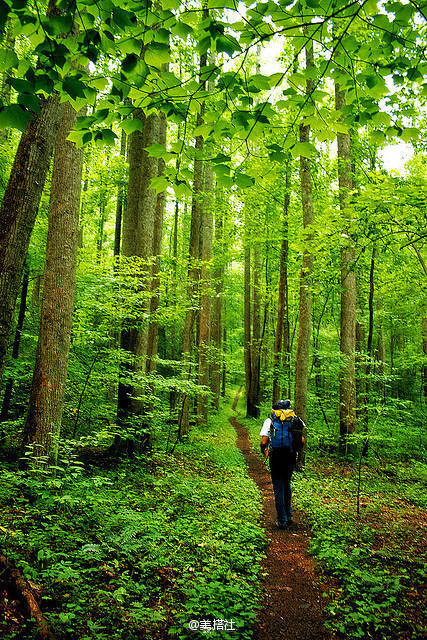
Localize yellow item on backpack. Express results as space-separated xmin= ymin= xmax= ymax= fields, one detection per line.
xmin=272 ymin=408 xmax=295 ymax=421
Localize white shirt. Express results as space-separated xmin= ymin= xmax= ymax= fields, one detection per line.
xmin=259 ymin=417 xmax=272 ymax=437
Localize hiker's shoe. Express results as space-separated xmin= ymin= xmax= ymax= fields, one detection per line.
xmin=277 ymin=521 xmax=289 ymax=530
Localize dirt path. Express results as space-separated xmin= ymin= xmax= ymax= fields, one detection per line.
xmin=229 ymin=391 xmax=331 ymax=640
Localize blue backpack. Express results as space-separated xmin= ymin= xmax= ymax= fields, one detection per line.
xmin=269 ymin=416 xmax=293 ymax=450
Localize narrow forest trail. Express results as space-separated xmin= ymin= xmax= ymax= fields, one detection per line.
xmin=229 ymin=390 xmax=331 ymax=640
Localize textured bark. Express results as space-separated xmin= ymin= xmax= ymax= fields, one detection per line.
xmin=423 ymin=317 xmax=427 ymax=399
xmin=247 ymin=246 xmax=261 ymax=418
xmin=178 ymin=49 xmax=207 ymax=436
xmin=0 ymin=94 xmax=61 ymax=388
xmin=146 ymin=112 xmax=167 ymax=375
xmin=114 ymin=128 xmax=127 ymax=258
xmin=294 ymin=40 xmax=314 ymax=426
xmin=117 ymin=109 xmax=160 ymax=422
xmin=210 ymin=203 xmax=224 ymax=410
xmin=197 ymin=163 xmax=214 ymax=425
xmin=272 ymin=163 xmax=291 ymax=404
xmin=0 ymin=261 xmax=29 ymax=422
xmin=22 ymin=102 xmax=83 ymax=465
xmin=335 ymin=83 xmax=357 ymax=446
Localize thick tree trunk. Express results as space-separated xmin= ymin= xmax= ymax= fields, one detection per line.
xmin=22 ymin=102 xmax=83 ymax=465
xmin=178 ymin=49 xmax=207 ymax=436
xmin=210 ymin=203 xmax=224 ymax=410
xmin=335 ymin=83 xmax=357 ymax=449
xmin=146 ymin=112 xmax=167 ymax=375
xmin=247 ymin=246 xmax=261 ymax=418
xmin=244 ymin=233 xmax=252 ymax=411
xmin=0 ymin=261 xmax=29 ymax=422
xmin=197 ymin=163 xmax=214 ymax=425
xmin=114 ymin=128 xmax=127 ymax=258
xmin=117 ymin=109 xmax=160 ymax=423
xmin=294 ymin=40 xmax=314 ymax=426
xmin=0 ymin=94 xmax=61 ymax=388
xmin=272 ymin=162 xmax=291 ymax=404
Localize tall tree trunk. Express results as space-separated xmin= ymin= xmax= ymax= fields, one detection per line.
xmin=0 ymin=261 xmax=29 ymax=422
xmin=114 ymin=129 xmax=127 ymax=258
xmin=178 ymin=46 xmax=207 ymax=436
xmin=335 ymin=83 xmax=357 ymax=450
xmin=210 ymin=201 xmax=224 ymax=410
xmin=117 ymin=109 xmax=160 ymax=424
xmin=272 ymin=161 xmax=291 ymax=403
xmin=146 ymin=112 xmax=167 ymax=375
xmin=247 ymin=246 xmax=261 ymax=418
xmin=244 ymin=222 xmax=252 ymax=413
xmin=0 ymin=0 xmax=70 ymax=388
xmin=423 ymin=317 xmax=427 ymax=400
xmin=0 ymin=95 xmax=61 ymax=388
xmin=22 ymin=102 xmax=83 ymax=465
xmin=294 ymin=39 xmax=314 ymax=426
xmin=197 ymin=163 xmax=214 ymax=425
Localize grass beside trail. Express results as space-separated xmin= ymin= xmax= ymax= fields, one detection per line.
xmin=243 ymin=404 xmax=426 ymax=640
xmin=0 ymin=391 xmax=265 ymax=640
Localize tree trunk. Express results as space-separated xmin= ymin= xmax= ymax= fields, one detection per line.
xmin=0 ymin=261 xmax=29 ymax=422
xmin=272 ymin=161 xmax=291 ymax=403
xmin=335 ymin=83 xmax=357 ymax=449
xmin=247 ymin=245 xmax=261 ymax=417
xmin=146 ymin=112 xmax=167 ymax=375
xmin=0 ymin=94 xmax=61 ymax=388
xmin=423 ymin=317 xmax=427 ymax=400
xmin=178 ymin=48 xmax=207 ymax=436
xmin=22 ymin=102 xmax=83 ymax=466
xmin=197 ymin=161 xmax=214 ymax=425
xmin=210 ymin=202 xmax=224 ymax=410
xmin=114 ymin=128 xmax=127 ymax=258
xmin=117 ymin=109 xmax=160 ymax=423
xmin=294 ymin=39 xmax=314 ymax=426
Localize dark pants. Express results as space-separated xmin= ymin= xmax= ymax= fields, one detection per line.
xmin=269 ymin=449 xmax=295 ymax=525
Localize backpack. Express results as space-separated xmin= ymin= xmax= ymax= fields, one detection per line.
xmin=269 ymin=409 xmax=304 ymax=454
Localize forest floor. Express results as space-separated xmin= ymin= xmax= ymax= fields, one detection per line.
xmin=229 ymin=389 xmax=332 ymax=640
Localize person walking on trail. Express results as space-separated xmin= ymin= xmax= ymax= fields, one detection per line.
xmin=259 ymin=399 xmax=305 ymax=530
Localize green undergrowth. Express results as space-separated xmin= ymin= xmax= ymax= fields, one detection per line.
xmin=0 ymin=392 xmax=265 ymax=640
xmin=243 ymin=405 xmax=426 ymax=640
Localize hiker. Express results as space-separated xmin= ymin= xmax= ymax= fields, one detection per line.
xmin=259 ymin=399 xmax=305 ymax=530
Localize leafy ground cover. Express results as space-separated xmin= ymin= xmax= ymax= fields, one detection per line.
xmin=0 ymin=395 xmax=265 ymax=640
xmin=244 ymin=405 xmax=426 ymax=640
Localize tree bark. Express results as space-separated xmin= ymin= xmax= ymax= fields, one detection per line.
xmin=247 ymin=245 xmax=261 ymax=418
xmin=0 ymin=260 xmax=29 ymax=422
xmin=178 ymin=47 xmax=207 ymax=436
xmin=272 ymin=161 xmax=291 ymax=404
xmin=210 ymin=201 xmax=224 ymax=410
xmin=22 ymin=102 xmax=83 ymax=465
xmin=197 ymin=163 xmax=214 ymax=425
xmin=294 ymin=39 xmax=314 ymax=426
xmin=146 ymin=112 xmax=167 ymax=375
xmin=117 ymin=109 xmax=160 ymax=423
xmin=335 ymin=83 xmax=357 ymax=449
xmin=0 ymin=94 xmax=61 ymax=388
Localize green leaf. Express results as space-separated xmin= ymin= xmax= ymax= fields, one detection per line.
xmin=401 ymin=127 xmax=419 ymax=142
xmin=145 ymin=42 xmax=170 ymax=67
xmin=291 ymin=142 xmax=317 ymax=159
xmin=0 ymin=48 xmax=18 ymax=71
xmin=215 ymin=35 xmax=241 ymax=57
xmin=62 ymin=77 xmax=87 ymax=100
xmin=162 ymin=0 xmax=180 ymax=8
xmin=146 ymin=143 xmax=174 ymax=159
xmin=151 ymin=175 xmax=169 ymax=194
xmin=112 ymin=7 xmax=134 ymax=31
xmin=234 ymin=172 xmax=254 ymax=188
xmin=94 ymin=128 xmax=118 ymax=146
xmin=120 ymin=118 xmax=143 ymax=135
xmin=122 ymin=54 xmax=139 ymax=74
xmin=0 ymin=104 xmax=32 ymax=131
xmin=193 ymin=123 xmax=212 ymax=139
